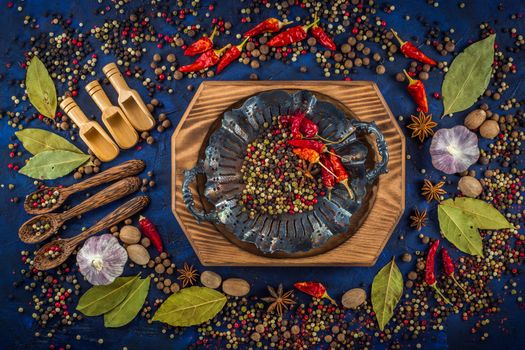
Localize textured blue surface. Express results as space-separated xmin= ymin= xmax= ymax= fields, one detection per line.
xmin=0 ymin=1 xmax=524 ymax=349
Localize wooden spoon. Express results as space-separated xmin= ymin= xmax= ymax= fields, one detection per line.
xmin=23 ymin=159 xmax=145 ymax=215
xmin=32 ymin=195 xmax=150 ymax=271
xmin=19 ymin=177 xmax=141 ymax=244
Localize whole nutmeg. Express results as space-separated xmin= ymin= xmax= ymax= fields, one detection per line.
xmin=126 ymin=244 xmax=150 ymax=265
xmin=222 ymin=278 xmax=250 ymax=297
xmin=479 ymin=120 xmax=500 ymax=139
xmin=341 ymin=288 xmax=366 ymax=309
xmin=119 ymin=225 xmax=141 ymax=244
xmin=200 ymin=271 xmax=222 ymax=289
xmin=458 ymin=176 xmax=483 ymax=198
xmin=464 ymin=109 xmax=486 ymax=130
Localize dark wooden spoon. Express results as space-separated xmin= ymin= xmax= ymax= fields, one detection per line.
xmin=19 ymin=177 xmax=141 ymax=244
xmin=32 ymin=195 xmax=150 ymax=271
xmin=23 ymin=159 xmax=145 ymax=215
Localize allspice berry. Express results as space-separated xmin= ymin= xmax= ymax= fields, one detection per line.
xmin=458 ymin=176 xmax=483 ymax=198
xmin=464 ymin=109 xmax=486 ymax=130
xmin=479 ymin=120 xmax=500 ymax=138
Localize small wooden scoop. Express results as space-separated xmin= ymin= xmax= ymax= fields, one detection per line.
xmin=24 ymin=160 xmax=145 ymax=215
xmin=60 ymin=96 xmax=120 ymax=162
xmin=85 ymin=80 xmax=139 ymax=149
xmin=103 ymin=62 xmax=156 ymax=132
xmin=19 ymin=177 xmax=141 ymax=244
xmin=33 ymin=195 xmax=150 ymax=271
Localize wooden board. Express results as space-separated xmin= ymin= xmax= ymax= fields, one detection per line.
xmin=171 ymin=81 xmax=405 ymax=266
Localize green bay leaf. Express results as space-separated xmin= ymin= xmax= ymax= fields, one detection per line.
xmin=443 ymin=197 xmax=511 ymax=230
xmin=104 ymin=277 xmax=151 ymax=328
xmin=152 ymin=286 xmax=226 ymax=327
xmin=26 ymin=56 xmax=57 ymax=119
xmin=16 ymin=128 xmax=84 ymax=155
xmin=77 ymin=276 xmax=139 ymax=316
xmin=371 ymin=258 xmax=403 ymax=331
xmin=442 ymin=34 xmax=495 ymax=116
xmin=438 ymin=201 xmax=484 ymax=256
xmin=19 ymin=150 xmax=90 ymax=180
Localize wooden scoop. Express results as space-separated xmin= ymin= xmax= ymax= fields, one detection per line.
xmin=102 ymin=62 xmax=155 ymax=132
xmin=60 ymin=96 xmax=120 ymax=162
xmin=24 ymin=159 xmax=145 ymax=215
xmin=19 ymin=177 xmax=141 ymax=244
xmin=85 ymin=80 xmax=139 ymax=149
xmin=32 ymin=195 xmax=150 ymax=271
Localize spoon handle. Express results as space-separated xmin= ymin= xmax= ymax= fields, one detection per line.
xmin=58 ymin=177 xmax=141 ymax=222
xmin=69 ymin=196 xmax=150 ymax=247
xmin=63 ymin=160 xmax=145 ymax=195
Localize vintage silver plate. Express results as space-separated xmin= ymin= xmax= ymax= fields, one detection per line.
xmin=183 ymin=90 xmax=388 ymax=257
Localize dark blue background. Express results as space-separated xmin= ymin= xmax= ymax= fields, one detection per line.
xmin=1 ymin=0 xmax=524 ymax=349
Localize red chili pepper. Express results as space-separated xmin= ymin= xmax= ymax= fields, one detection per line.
xmin=425 ymin=240 xmax=452 ymax=305
xmin=294 ymin=282 xmax=336 ymax=305
xmin=179 ymin=44 xmax=231 ymax=73
xmin=216 ymin=37 xmax=250 ymax=74
xmin=403 ymin=70 xmax=429 ymax=113
xmin=320 ymin=154 xmax=335 ymax=200
xmin=267 ymin=19 xmax=319 ymax=47
xmin=441 ymin=248 xmax=467 ymax=293
xmin=290 ymin=112 xmax=305 ymax=139
xmin=287 ymin=139 xmax=326 ymax=153
xmin=299 ymin=117 xmax=319 ymax=139
xmin=243 ymin=18 xmax=293 ymax=37
xmin=391 ymin=29 xmax=436 ymax=66
xmin=310 ymin=13 xmax=336 ymax=51
xmin=184 ymin=27 xmax=217 ymax=56
xmin=138 ymin=216 xmax=163 ymax=253
xmin=328 ymin=149 xmax=354 ymax=199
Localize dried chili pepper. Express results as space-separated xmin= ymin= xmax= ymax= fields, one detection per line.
xmin=328 ymin=150 xmax=354 ymax=199
xmin=390 ymin=29 xmax=436 ymax=66
xmin=243 ymin=18 xmax=293 ymax=37
xmin=287 ymin=139 xmax=326 ymax=154
xmin=267 ymin=19 xmax=319 ymax=47
xmin=294 ymin=282 xmax=336 ymax=305
xmin=216 ymin=37 xmax=250 ymax=74
xmin=290 ymin=112 xmax=305 ymax=139
xmin=425 ymin=240 xmax=452 ymax=305
xmin=441 ymin=248 xmax=467 ymax=293
xmin=179 ymin=44 xmax=231 ymax=73
xmin=184 ymin=26 xmax=218 ymax=56
xmin=320 ymin=154 xmax=335 ymax=200
xmin=299 ymin=117 xmax=319 ymax=139
xmin=403 ymin=69 xmax=429 ymax=113
xmin=293 ymin=148 xmax=336 ymax=177
xmin=311 ymin=13 xmax=336 ymax=51
xmin=138 ymin=216 xmax=163 ymax=253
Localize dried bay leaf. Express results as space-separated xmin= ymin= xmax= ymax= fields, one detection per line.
xmin=26 ymin=56 xmax=57 ymax=119
xmin=442 ymin=34 xmax=495 ymax=116
xmin=442 ymin=197 xmax=511 ymax=230
xmin=77 ymin=276 xmax=139 ymax=316
xmin=104 ymin=276 xmax=151 ymax=328
xmin=371 ymin=258 xmax=403 ymax=331
xmin=20 ymin=150 xmax=90 ymax=180
xmin=152 ymin=286 xmax=227 ymax=327
xmin=438 ymin=201 xmax=484 ymax=256
xmin=16 ymin=128 xmax=84 ymax=155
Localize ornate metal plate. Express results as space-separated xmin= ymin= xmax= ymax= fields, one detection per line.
xmin=183 ymin=90 xmax=388 ymax=256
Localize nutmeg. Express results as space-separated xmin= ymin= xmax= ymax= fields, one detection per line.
xmin=479 ymin=120 xmax=500 ymax=139
xmin=126 ymin=244 xmax=150 ymax=265
xmin=119 ymin=225 xmax=141 ymax=244
xmin=222 ymin=278 xmax=250 ymax=297
xmin=464 ymin=109 xmax=486 ymax=130
xmin=458 ymin=176 xmax=483 ymax=198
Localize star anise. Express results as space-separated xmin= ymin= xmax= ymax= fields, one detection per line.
xmin=410 ymin=208 xmax=427 ymax=231
xmin=177 ymin=263 xmax=198 ymax=288
xmin=261 ymin=283 xmax=295 ymax=316
xmin=406 ymin=111 xmax=437 ymax=142
xmin=421 ymin=179 xmax=447 ymax=202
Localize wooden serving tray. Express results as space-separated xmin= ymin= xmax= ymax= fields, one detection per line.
xmin=171 ymin=81 xmax=405 ymax=266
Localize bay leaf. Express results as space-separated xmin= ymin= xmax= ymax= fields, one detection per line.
xmin=16 ymin=128 xmax=84 ymax=155
xmin=26 ymin=56 xmax=57 ymax=119
xmin=104 ymin=277 xmax=151 ymax=328
xmin=77 ymin=276 xmax=139 ymax=316
xmin=442 ymin=34 xmax=495 ymax=116
xmin=371 ymin=258 xmax=403 ymax=331
xmin=152 ymin=286 xmax=227 ymax=327
xmin=442 ymin=197 xmax=511 ymax=230
xmin=438 ymin=201 xmax=484 ymax=256
xmin=19 ymin=150 xmax=90 ymax=180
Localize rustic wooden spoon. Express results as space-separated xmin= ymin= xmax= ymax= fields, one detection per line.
xmin=23 ymin=159 xmax=145 ymax=215
xmin=32 ymin=195 xmax=150 ymax=271
xmin=19 ymin=177 xmax=141 ymax=244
